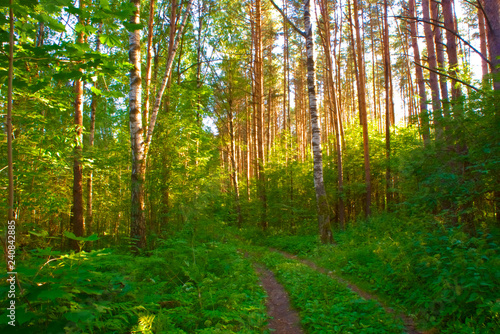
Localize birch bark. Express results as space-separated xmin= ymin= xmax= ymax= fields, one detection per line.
xmin=305 ymin=0 xmax=331 ymax=242
xmin=129 ymin=0 xmax=146 ymax=250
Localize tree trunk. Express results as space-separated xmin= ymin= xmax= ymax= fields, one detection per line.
xmin=146 ymin=0 xmax=192 ymax=155
xmin=255 ymin=0 xmax=267 ymax=230
xmin=483 ymin=0 xmax=500 ymax=91
xmin=7 ymin=0 xmax=14 ymax=222
xmin=409 ymin=0 xmax=431 ymax=146
xmin=422 ymin=0 xmax=442 ymax=139
xmin=129 ymin=0 xmax=146 ymax=251
xmin=432 ymin=0 xmax=450 ymax=121
xmin=228 ymin=100 xmax=242 ymax=227
xmin=304 ymin=0 xmax=332 ymax=242
xmin=318 ymin=0 xmax=345 ymax=229
xmin=283 ymin=0 xmax=290 ymax=134
xmin=442 ymin=0 xmax=461 ymax=101
xmin=87 ymin=25 xmax=101 ymax=237
xmin=71 ymin=0 xmax=85 ymax=251
xmin=477 ymin=5 xmax=489 ymax=81
xmin=383 ymin=0 xmax=393 ymax=208
xmin=482 ymin=0 xmax=500 ymax=223
xmin=128 ymin=0 xmax=192 ymax=250
xmin=353 ymin=0 xmax=372 ymax=217
xmin=143 ymin=0 xmax=156 ymax=135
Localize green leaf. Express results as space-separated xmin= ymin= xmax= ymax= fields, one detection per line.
xmin=64 ymin=231 xmax=99 ymax=242
xmin=15 ymin=307 xmax=35 ymax=326
xmin=29 ymin=230 xmax=49 ymax=237
xmin=90 ymin=86 xmax=102 ymax=95
xmin=64 ymin=231 xmax=85 ymax=241
xmin=38 ymin=287 xmax=72 ymax=301
xmin=65 ymin=310 xmax=95 ymax=323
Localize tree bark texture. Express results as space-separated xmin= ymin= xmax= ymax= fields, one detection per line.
xmin=442 ymin=0 xmax=461 ymax=101
xmin=477 ymin=5 xmax=489 ymax=80
xmin=305 ymin=0 xmax=332 ymax=242
xmin=255 ymin=0 xmax=267 ymax=230
xmin=432 ymin=0 xmax=450 ymax=119
xmin=143 ymin=0 xmax=156 ymax=136
xmin=409 ymin=0 xmax=431 ymax=146
xmin=317 ymin=0 xmax=345 ymax=229
xmin=129 ymin=0 xmax=146 ymax=250
xmin=72 ymin=0 xmax=85 ymax=251
xmin=7 ymin=0 xmax=14 ymax=221
xmin=353 ymin=0 xmax=372 ymax=217
xmin=87 ymin=24 xmax=102 ymax=236
xmin=422 ymin=0 xmax=442 ymax=138
xmin=384 ymin=0 xmax=393 ymax=208
xmin=483 ymin=0 xmax=500 ymax=91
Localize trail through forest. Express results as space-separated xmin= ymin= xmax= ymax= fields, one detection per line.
xmin=254 ymin=263 xmax=304 ymax=334
xmin=271 ymin=248 xmax=423 ymax=334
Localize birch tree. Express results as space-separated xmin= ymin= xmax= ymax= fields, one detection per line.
xmin=128 ymin=0 xmax=193 ymax=250
xmin=270 ymin=0 xmax=332 ymax=242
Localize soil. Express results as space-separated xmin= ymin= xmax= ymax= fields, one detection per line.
xmin=273 ymin=249 xmax=424 ymax=334
xmin=254 ymin=264 xmax=304 ymax=334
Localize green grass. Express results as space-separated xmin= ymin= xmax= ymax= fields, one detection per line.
xmin=253 ymin=249 xmax=405 ymax=333
xmin=260 ymin=212 xmax=500 ymax=333
xmin=0 ymin=240 xmax=268 ymax=333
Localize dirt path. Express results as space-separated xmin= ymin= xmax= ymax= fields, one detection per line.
xmin=273 ymin=249 xmax=423 ymax=334
xmin=254 ymin=264 xmax=304 ymax=334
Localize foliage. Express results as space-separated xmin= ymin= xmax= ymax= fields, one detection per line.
xmin=0 ymin=240 xmax=268 ymax=333
xmin=255 ymin=250 xmax=405 ymax=333
xmin=262 ymin=213 xmax=500 ymax=333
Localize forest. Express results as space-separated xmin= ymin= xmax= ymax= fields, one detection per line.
xmin=0 ymin=0 xmax=499 ymax=332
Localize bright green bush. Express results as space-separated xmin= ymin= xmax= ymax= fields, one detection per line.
xmin=0 ymin=241 xmax=268 ymax=333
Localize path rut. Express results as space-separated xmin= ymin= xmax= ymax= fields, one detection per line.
xmin=273 ymin=249 xmax=424 ymax=334
xmin=254 ymin=263 xmax=304 ymax=334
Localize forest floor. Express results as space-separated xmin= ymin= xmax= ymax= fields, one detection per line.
xmin=245 ymin=242 xmax=414 ymax=333
xmin=270 ymin=248 xmax=423 ymax=334
xmin=254 ymin=263 xmax=304 ymax=334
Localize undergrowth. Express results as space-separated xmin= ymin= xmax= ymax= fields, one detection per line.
xmin=0 ymin=240 xmax=268 ymax=333
xmin=255 ymin=250 xmax=405 ymax=333
xmin=261 ymin=212 xmax=500 ymax=333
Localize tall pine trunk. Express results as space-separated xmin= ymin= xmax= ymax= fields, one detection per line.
xmin=7 ymin=0 xmax=14 ymax=222
xmin=87 ymin=24 xmax=101 ymax=237
xmin=432 ymin=1 xmax=450 ymax=120
xmin=318 ymin=0 xmax=345 ymax=229
xmin=71 ymin=0 xmax=85 ymax=251
xmin=255 ymin=0 xmax=267 ymax=230
xmin=422 ymin=0 xmax=442 ymax=139
xmin=483 ymin=0 xmax=500 ymax=91
xmin=409 ymin=0 xmax=430 ymax=146
xmin=442 ymin=0 xmax=461 ymax=101
xmin=352 ymin=0 xmax=372 ymax=217
xmin=477 ymin=6 xmax=489 ymax=82
xmin=482 ymin=0 xmax=500 ymax=223
xmin=383 ymin=0 xmax=393 ymax=208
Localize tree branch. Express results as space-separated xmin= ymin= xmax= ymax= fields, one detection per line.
xmin=268 ymin=0 xmax=306 ymax=37
xmin=396 ymin=15 xmax=492 ymax=66
xmin=414 ymin=61 xmax=480 ymax=91
xmin=145 ymin=0 xmax=193 ymax=156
